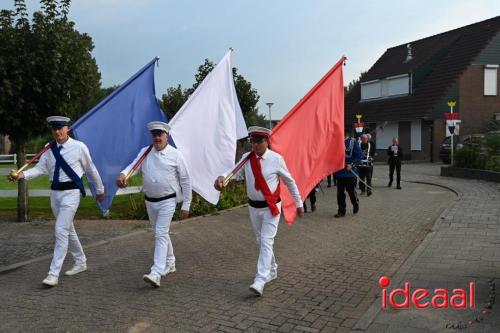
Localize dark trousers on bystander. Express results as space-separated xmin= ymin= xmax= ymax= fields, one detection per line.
xmin=304 ymin=189 xmax=317 ymax=212
xmin=336 ymin=177 xmax=358 ymax=215
xmin=358 ymin=166 xmax=373 ymax=195
xmin=389 ymin=160 xmax=401 ymax=188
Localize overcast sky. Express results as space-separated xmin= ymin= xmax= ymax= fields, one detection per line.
xmin=2 ymin=0 xmax=500 ymax=119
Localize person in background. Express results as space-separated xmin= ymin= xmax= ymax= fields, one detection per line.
xmin=358 ymin=134 xmax=375 ymax=196
xmin=387 ymin=137 xmax=403 ymax=189
xmin=334 ymin=134 xmax=363 ymax=218
xmin=303 ymin=184 xmax=319 ymax=212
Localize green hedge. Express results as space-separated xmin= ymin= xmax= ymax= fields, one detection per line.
xmin=454 ymin=146 xmax=486 ymax=169
xmin=485 ymin=156 xmax=500 ymax=172
xmin=454 ymin=133 xmax=500 ymax=172
xmin=114 ymin=180 xmax=248 ymax=221
xmin=0 ymin=181 xmax=248 ymax=221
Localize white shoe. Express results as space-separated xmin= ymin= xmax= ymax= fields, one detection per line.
xmin=42 ymin=275 xmax=58 ymax=287
xmin=143 ymin=273 xmax=161 ymax=288
xmin=162 ymin=264 xmax=176 ymax=276
xmin=249 ymin=282 xmax=264 ymax=296
xmin=64 ymin=264 xmax=87 ymax=276
xmin=266 ymin=270 xmax=277 ymax=283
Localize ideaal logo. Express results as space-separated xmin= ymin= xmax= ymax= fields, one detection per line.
xmin=379 ymin=276 xmax=475 ymax=309
xmin=379 ymin=277 xmax=496 ymax=330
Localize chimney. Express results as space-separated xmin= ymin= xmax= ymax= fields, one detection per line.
xmin=404 ymin=43 xmax=413 ymax=63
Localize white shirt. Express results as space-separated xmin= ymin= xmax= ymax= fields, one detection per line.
xmin=228 ymin=149 xmax=303 ymax=208
xmin=121 ymin=144 xmax=192 ymax=211
xmin=23 ymin=137 xmax=104 ymax=194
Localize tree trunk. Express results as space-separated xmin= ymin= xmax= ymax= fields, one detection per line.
xmin=16 ymin=140 xmax=29 ymax=222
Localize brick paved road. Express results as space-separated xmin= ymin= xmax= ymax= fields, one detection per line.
xmin=0 ymin=220 xmax=148 ymax=267
xmin=357 ymin=164 xmax=500 ymax=333
xmin=0 ymin=165 xmax=455 ymax=332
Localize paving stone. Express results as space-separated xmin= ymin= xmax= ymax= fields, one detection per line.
xmin=0 ymin=164 xmax=458 ymax=332
xmin=364 ymin=164 xmax=500 ymax=332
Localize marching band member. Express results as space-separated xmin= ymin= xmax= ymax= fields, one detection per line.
xmin=358 ymin=134 xmax=375 ymax=196
xmin=117 ymin=121 xmax=192 ymax=288
xmin=334 ymin=134 xmax=363 ymax=218
xmin=9 ymin=116 xmax=105 ymax=287
xmin=214 ymin=126 xmax=304 ymax=296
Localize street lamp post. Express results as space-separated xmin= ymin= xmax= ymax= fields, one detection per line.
xmin=266 ymin=102 xmax=274 ymax=129
xmin=447 ymin=101 xmax=457 ymax=165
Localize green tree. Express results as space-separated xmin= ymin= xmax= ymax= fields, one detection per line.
xmin=161 ymin=58 xmax=266 ymax=126
xmin=233 ymin=70 xmax=267 ymax=127
xmin=345 ymin=71 xmax=367 ymax=95
xmin=0 ymin=0 xmax=101 ymax=221
xmin=87 ymin=85 xmax=118 ymax=113
xmin=160 ymin=84 xmax=188 ymax=119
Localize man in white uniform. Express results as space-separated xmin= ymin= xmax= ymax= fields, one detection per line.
xmin=117 ymin=121 xmax=192 ymax=288
xmin=214 ymin=126 xmax=304 ymax=296
xmin=9 ymin=116 xmax=105 ymax=287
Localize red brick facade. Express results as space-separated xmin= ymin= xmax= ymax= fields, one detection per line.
xmin=429 ymin=64 xmax=500 ymax=161
xmin=459 ymin=64 xmax=500 ymax=135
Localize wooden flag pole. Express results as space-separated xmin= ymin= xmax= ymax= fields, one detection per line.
xmin=124 ymin=144 xmax=153 ymax=181
xmin=223 ymin=153 xmax=251 ymax=187
xmin=10 ymin=129 xmax=73 ymax=179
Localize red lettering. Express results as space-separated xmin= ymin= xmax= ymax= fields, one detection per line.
xmin=450 ymin=289 xmax=466 ymax=308
xmin=379 ymin=278 xmax=475 ymax=310
xmin=431 ymin=289 xmax=449 ymax=308
xmin=379 ymin=276 xmax=391 ymax=309
xmin=389 ymin=282 xmax=410 ymax=309
xmin=470 ymin=282 xmax=475 ymax=308
xmin=382 ymin=288 xmax=387 ymax=308
xmin=411 ymin=289 xmax=430 ymax=308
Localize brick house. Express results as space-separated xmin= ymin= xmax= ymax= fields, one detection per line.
xmin=345 ymin=16 xmax=500 ymax=162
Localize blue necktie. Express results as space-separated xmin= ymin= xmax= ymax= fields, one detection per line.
xmin=52 ymin=145 xmax=63 ymax=186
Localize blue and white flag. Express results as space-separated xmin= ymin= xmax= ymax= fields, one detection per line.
xmin=71 ymin=58 xmax=167 ymax=212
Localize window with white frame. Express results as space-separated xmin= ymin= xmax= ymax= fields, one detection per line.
xmin=484 ymin=65 xmax=498 ymax=96
xmin=387 ymin=74 xmax=410 ymax=96
xmin=361 ymin=74 xmax=410 ymax=101
xmin=361 ymin=80 xmax=381 ymax=100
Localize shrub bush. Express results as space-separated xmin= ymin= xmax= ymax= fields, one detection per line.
xmin=125 ymin=180 xmax=248 ymax=221
xmin=454 ymin=145 xmax=486 ymax=169
xmin=485 ymin=155 xmax=500 ymax=172
xmin=454 ymin=132 xmax=500 ymax=172
xmin=484 ymin=133 xmax=500 ymax=156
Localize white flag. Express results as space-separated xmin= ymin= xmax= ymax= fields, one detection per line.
xmin=169 ymin=50 xmax=247 ymax=204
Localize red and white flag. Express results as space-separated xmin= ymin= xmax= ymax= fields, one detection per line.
xmin=354 ymin=122 xmax=364 ymax=134
xmin=444 ymin=113 xmax=460 ymax=135
xmin=270 ymin=57 xmax=346 ymax=224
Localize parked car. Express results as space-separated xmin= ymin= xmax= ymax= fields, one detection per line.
xmin=439 ymin=134 xmax=484 ymax=164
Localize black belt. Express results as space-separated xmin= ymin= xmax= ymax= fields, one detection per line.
xmin=144 ymin=193 xmax=176 ymax=202
xmin=51 ymin=181 xmax=79 ymax=191
xmin=248 ymin=198 xmax=281 ymax=208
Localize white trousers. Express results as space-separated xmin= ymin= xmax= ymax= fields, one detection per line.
xmin=145 ymin=198 xmax=176 ymax=276
xmin=48 ymin=189 xmax=85 ymax=277
xmin=249 ymin=203 xmax=281 ymax=284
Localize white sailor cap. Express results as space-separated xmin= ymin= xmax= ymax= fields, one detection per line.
xmin=248 ymin=126 xmax=272 ymax=138
xmin=46 ymin=116 xmax=70 ymax=128
xmin=147 ymin=121 xmax=171 ymax=133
